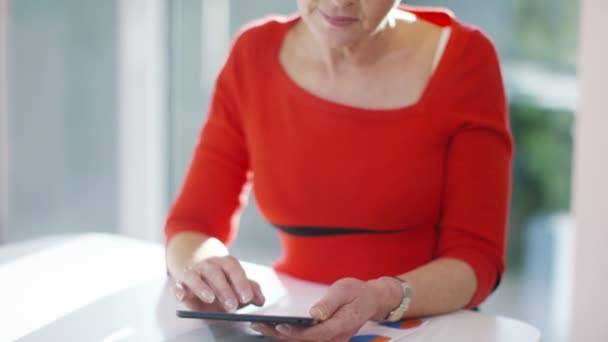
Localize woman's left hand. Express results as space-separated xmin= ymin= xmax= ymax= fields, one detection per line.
xmin=251 ymin=277 xmax=397 ymax=342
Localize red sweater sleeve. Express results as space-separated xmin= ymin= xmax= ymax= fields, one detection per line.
xmin=435 ymin=30 xmax=513 ymax=308
xmin=164 ymin=34 xmax=250 ymax=245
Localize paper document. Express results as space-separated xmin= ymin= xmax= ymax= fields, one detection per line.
xmin=349 ymin=319 xmax=427 ymax=341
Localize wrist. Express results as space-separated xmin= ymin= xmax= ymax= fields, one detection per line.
xmin=367 ymin=277 xmax=405 ymax=321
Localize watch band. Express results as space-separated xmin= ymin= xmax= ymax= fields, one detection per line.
xmin=385 ymin=277 xmax=412 ymax=322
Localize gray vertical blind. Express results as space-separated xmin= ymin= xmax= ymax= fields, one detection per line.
xmin=6 ymin=0 xmax=118 ymax=241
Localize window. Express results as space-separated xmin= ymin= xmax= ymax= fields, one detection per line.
xmin=3 ymin=0 xmax=119 ymax=241
xmin=2 ymin=0 xmax=168 ymax=242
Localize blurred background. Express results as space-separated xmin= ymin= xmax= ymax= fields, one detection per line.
xmin=0 ymin=1 xmax=579 ymax=341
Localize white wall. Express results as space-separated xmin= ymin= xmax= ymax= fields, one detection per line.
xmin=570 ymin=0 xmax=608 ymax=341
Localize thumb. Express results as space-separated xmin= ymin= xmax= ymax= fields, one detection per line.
xmin=309 ymin=285 xmax=350 ymax=321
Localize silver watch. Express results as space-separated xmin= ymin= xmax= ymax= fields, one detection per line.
xmin=385 ymin=277 xmax=412 ymax=322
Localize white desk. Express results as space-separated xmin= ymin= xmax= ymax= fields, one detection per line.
xmin=0 ymin=234 xmax=541 ymax=341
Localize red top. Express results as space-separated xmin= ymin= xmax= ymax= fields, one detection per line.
xmin=166 ymin=6 xmax=513 ymax=308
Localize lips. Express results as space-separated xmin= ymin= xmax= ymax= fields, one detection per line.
xmin=319 ymin=10 xmax=359 ymax=28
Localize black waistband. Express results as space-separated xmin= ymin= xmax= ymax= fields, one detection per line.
xmin=274 ymin=225 xmax=416 ymax=237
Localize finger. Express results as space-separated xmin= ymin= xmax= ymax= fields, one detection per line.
xmin=310 ymin=280 xmax=354 ymax=321
xmin=182 ymin=296 xmax=228 ymax=312
xmin=183 ymin=268 xmax=215 ymax=303
xmin=170 ymin=280 xmax=188 ymax=302
xmin=277 ymin=317 xmax=348 ymax=342
xmin=249 ymin=280 xmax=266 ymax=306
xmin=250 ymin=323 xmax=290 ymax=341
xmin=199 ymin=262 xmax=239 ymax=312
xmin=308 ymin=303 xmax=367 ymax=342
xmin=215 ymin=256 xmax=254 ymax=304
xmin=275 ymin=324 xmax=327 ymax=342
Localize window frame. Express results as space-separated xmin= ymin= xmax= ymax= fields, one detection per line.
xmin=117 ymin=0 xmax=169 ymax=241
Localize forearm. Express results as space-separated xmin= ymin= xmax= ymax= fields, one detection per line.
xmin=373 ymin=258 xmax=477 ymax=319
xmin=165 ymin=230 xmax=229 ymax=280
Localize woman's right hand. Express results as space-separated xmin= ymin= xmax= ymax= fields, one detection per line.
xmin=170 ymin=255 xmax=266 ymax=312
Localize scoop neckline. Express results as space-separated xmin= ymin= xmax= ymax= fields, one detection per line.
xmin=273 ymin=8 xmax=457 ymax=117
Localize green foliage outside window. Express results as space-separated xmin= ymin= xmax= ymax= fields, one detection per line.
xmin=507 ymin=99 xmax=574 ymax=267
xmin=513 ymin=0 xmax=579 ymax=71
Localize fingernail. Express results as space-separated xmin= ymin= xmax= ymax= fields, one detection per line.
xmin=224 ymin=298 xmax=237 ymax=312
xmin=276 ymin=324 xmax=290 ymax=334
xmin=175 ymin=288 xmax=185 ymax=301
xmin=250 ymin=323 xmax=262 ymax=331
xmin=200 ymin=290 xmax=215 ymax=303
xmin=240 ymin=291 xmax=253 ymax=303
xmin=310 ymin=307 xmax=325 ymax=320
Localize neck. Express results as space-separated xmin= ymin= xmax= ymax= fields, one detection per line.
xmin=301 ymin=9 xmax=416 ymax=77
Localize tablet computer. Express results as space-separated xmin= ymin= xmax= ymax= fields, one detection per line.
xmin=176 ymin=310 xmax=318 ymax=326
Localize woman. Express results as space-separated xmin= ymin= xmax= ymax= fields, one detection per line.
xmin=165 ymin=0 xmax=512 ymax=340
